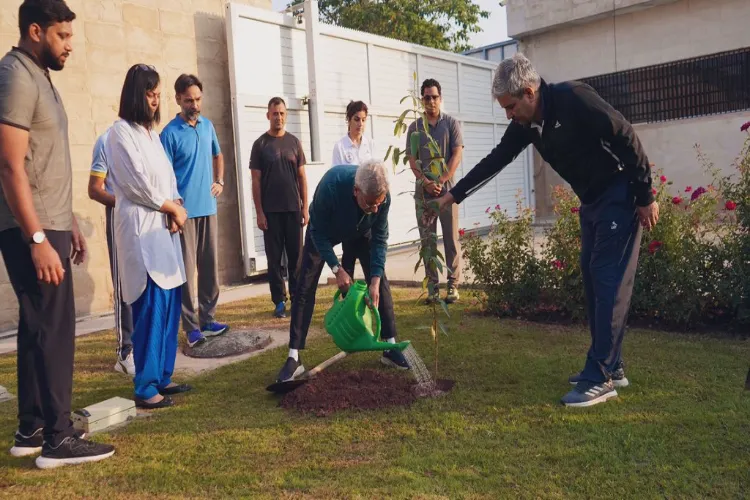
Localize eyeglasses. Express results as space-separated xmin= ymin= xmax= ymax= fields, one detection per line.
xmin=422 ymin=95 xmax=440 ymax=102
xmin=356 ymin=190 xmax=385 ymax=210
xmin=362 ymin=198 xmax=384 ymax=210
xmin=134 ymin=63 xmax=156 ymax=72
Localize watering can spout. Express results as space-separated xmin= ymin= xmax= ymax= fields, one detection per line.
xmin=324 ymin=281 xmax=412 ymax=354
xmin=352 ymin=338 xmax=411 ymax=353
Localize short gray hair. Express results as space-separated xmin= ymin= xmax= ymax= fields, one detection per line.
xmin=354 ymin=159 xmax=389 ymax=197
xmin=491 ymin=53 xmax=541 ymax=99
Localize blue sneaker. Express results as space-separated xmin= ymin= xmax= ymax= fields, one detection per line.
xmin=273 ymin=301 xmax=286 ymax=318
xmin=380 ymin=349 xmax=410 ymax=370
xmin=201 ymin=321 xmax=229 ymax=337
xmin=186 ymin=329 xmax=206 ymax=348
xmin=561 ymin=380 xmax=617 ymax=407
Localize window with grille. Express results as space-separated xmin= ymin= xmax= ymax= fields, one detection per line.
xmin=580 ymin=47 xmax=750 ymax=124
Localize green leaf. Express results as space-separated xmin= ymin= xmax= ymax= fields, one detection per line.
xmin=400 ymin=95 xmax=410 ymax=104
xmin=384 ymin=145 xmax=393 ymax=162
xmin=421 ymin=276 xmax=429 ymax=291
xmin=439 ymin=300 xmax=450 ymax=317
xmin=438 ymin=322 xmax=449 ymax=335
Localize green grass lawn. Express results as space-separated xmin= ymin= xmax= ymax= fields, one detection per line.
xmin=0 ymin=287 xmax=748 ymax=499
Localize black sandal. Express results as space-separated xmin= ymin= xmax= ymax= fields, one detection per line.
xmin=159 ymin=384 xmax=193 ymax=395
xmin=135 ymin=396 xmax=175 ymax=409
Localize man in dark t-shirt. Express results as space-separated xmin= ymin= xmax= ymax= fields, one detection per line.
xmin=250 ymin=97 xmax=308 ymax=318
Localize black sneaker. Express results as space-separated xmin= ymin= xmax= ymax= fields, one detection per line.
xmin=276 ymin=357 xmax=305 ymax=382
xmin=569 ymin=367 xmax=629 ymax=388
xmin=424 ymin=292 xmax=439 ymax=305
xmin=11 ymin=428 xmax=89 ymax=457
xmin=380 ymin=349 xmax=410 ymax=370
xmin=561 ymin=380 xmax=618 ymax=407
xmin=10 ymin=428 xmax=43 ymax=457
xmin=35 ymin=436 xmax=115 ymax=469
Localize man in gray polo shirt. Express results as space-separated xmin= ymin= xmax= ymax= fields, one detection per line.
xmin=406 ymin=78 xmax=464 ymax=304
xmin=0 ymin=0 xmax=113 ymax=468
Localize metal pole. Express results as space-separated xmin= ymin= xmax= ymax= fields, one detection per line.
xmin=304 ymin=0 xmax=324 ymax=162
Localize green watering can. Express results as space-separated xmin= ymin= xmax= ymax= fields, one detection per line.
xmin=325 ymin=280 xmax=410 ymax=353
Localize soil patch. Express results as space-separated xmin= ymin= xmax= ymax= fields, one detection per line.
xmin=279 ymin=369 xmax=454 ymax=417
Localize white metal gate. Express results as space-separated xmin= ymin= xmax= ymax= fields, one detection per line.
xmin=225 ymin=1 xmax=533 ymax=276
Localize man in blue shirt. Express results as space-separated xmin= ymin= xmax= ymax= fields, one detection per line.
xmin=275 ymin=160 xmax=410 ymax=383
xmin=87 ymin=127 xmax=135 ymax=376
xmin=161 ymin=74 xmax=228 ymax=348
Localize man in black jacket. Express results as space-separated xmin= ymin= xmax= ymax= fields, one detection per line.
xmin=435 ymin=53 xmax=659 ymax=407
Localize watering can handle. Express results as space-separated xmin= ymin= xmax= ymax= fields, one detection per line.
xmin=367 ymin=294 xmax=382 ymax=340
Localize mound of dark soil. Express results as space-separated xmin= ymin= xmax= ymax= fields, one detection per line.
xmin=279 ymin=369 xmax=454 ymax=417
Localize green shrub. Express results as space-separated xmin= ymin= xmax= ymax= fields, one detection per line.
xmin=461 ymin=123 xmax=750 ymax=331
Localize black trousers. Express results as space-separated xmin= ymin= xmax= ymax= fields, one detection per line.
xmin=579 ymin=175 xmax=643 ymax=383
xmin=0 ymin=227 xmax=76 ymax=446
xmin=289 ymin=230 xmax=397 ymax=350
xmin=263 ymin=211 xmax=302 ymax=305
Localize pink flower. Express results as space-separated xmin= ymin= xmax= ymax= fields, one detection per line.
xmin=570 ymin=207 xmax=580 ymax=214
xmin=741 ymin=121 xmax=750 ymax=132
xmin=495 ymin=204 xmax=501 ymax=210
xmin=725 ymin=200 xmax=737 ymax=211
xmin=690 ymin=186 xmax=707 ymax=201
xmin=660 ymin=175 xmax=667 ymax=183
xmin=648 ymin=241 xmax=663 ymax=255
xmin=685 ymin=186 xmax=692 ymax=193
xmin=652 ymin=188 xmax=658 ymax=195
xmin=672 ymin=196 xmax=682 ymax=205
xmin=552 ymin=259 xmax=564 ymax=270
xmin=485 ymin=206 xmax=491 ymax=213
xmin=458 ymin=228 xmax=466 ymax=236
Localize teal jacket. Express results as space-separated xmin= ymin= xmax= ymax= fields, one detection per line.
xmin=308 ymin=165 xmax=390 ymax=277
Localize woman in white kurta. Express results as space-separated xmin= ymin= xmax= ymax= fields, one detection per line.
xmin=332 ymin=101 xmax=374 ymax=277
xmin=105 ymin=64 xmax=190 ymax=410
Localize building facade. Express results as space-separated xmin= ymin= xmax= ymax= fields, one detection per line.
xmin=0 ymin=0 xmax=271 ymax=331
xmin=463 ymin=39 xmax=518 ymax=62
xmin=505 ymin=0 xmax=750 ymax=216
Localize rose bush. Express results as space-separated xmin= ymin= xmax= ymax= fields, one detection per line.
xmin=460 ymin=123 xmax=750 ymax=331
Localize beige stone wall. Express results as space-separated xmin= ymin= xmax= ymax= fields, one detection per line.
xmin=506 ymin=0 xmax=680 ymax=38
xmin=0 ymin=0 xmax=271 ymax=331
xmin=513 ymin=0 xmax=750 ymax=216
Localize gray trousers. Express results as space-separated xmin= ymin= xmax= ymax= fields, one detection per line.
xmin=415 ymin=183 xmax=461 ymax=288
xmin=106 ymin=206 xmax=133 ymax=355
xmin=179 ymin=214 xmax=220 ymax=332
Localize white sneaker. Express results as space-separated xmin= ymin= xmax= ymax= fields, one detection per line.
xmin=114 ymin=352 xmax=135 ymax=376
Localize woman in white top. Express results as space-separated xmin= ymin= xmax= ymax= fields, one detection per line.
xmin=331 ymin=100 xmax=374 ymax=167
xmin=332 ymin=100 xmax=374 ymax=278
xmin=105 ymin=64 xmax=190 ymax=410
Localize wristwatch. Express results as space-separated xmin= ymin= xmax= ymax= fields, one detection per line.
xmin=30 ymin=231 xmax=46 ymax=244
xmin=331 ymin=264 xmax=341 ymax=274
xmin=215 ymin=179 xmax=224 ymax=186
